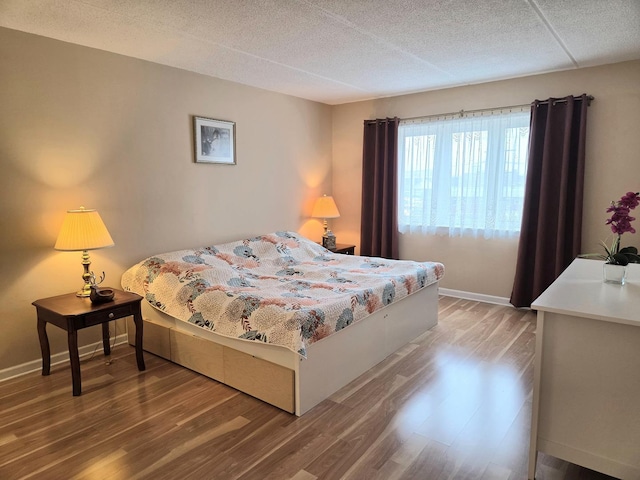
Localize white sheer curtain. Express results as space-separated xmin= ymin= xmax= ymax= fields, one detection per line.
xmin=398 ymin=109 xmax=530 ymax=239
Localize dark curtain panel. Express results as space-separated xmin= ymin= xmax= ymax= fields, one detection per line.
xmin=360 ymin=117 xmax=400 ymax=259
xmin=510 ymin=94 xmax=590 ymax=307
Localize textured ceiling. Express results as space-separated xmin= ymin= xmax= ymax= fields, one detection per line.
xmin=2 ymin=0 xmax=640 ymax=105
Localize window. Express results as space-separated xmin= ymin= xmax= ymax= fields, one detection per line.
xmin=398 ymin=109 xmax=530 ymax=239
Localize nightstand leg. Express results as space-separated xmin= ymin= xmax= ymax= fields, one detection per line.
xmin=67 ymin=329 xmax=82 ymax=396
xmin=133 ymin=311 xmax=145 ymax=371
xmin=37 ymin=318 xmax=50 ymax=376
xmin=102 ymin=323 xmax=111 ymax=356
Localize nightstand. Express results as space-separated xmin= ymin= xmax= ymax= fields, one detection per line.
xmin=33 ymin=289 xmax=145 ymax=396
xmin=330 ymin=244 xmax=356 ymax=255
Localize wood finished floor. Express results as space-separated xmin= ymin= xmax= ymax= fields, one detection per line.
xmin=0 ymin=297 xmax=618 ymax=480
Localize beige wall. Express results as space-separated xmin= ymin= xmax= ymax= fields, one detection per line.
xmin=332 ymin=60 xmax=640 ymax=298
xmin=1 ymin=25 xmax=639 ymax=375
xmin=0 ymin=28 xmax=332 ymax=372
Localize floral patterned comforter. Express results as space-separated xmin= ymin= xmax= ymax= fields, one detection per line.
xmin=121 ymin=232 xmax=444 ymax=357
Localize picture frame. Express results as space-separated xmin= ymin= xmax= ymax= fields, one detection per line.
xmin=193 ymin=116 xmax=236 ymax=164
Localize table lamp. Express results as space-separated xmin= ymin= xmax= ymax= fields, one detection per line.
xmin=54 ymin=206 xmax=115 ymax=297
xmin=312 ymin=194 xmax=340 ymax=250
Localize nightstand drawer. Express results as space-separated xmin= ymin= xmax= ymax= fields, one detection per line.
xmin=332 ymin=244 xmax=355 ymax=255
xmin=82 ymin=305 xmax=135 ymax=327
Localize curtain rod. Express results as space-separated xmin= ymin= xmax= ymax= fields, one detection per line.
xmin=401 ymin=104 xmax=529 ymax=123
xmin=399 ymin=94 xmax=594 ymax=123
xmin=364 ymin=117 xmax=398 ymax=125
xmin=534 ymin=94 xmax=594 ymax=106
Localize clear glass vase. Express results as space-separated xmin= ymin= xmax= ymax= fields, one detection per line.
xmin=603 ymin=262 xmax=627 ymax=285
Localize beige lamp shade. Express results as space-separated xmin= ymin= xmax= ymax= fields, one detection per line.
xmin=54 ymin=207 xmax=114 ymax=251
xmin=311 ymin=195 xmax=340 ymax=219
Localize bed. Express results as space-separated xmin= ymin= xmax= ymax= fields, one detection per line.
xmin=121 ymin=231 xmax=444 ymax=415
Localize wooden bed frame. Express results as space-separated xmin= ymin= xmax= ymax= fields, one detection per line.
xmin=127 ymin=282 xmax=439 ymax=416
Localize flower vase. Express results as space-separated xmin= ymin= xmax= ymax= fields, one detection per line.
xmin=603 ymin=263 xmax=627 ymax=285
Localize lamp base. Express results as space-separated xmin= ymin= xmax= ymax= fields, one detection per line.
xmin=322 ymin=230 xmax=337 ymax=250
xmin=77 ymin=250 xmax=92 ymax=297
xmin=76 ymin=285 xmax=91 ymax=297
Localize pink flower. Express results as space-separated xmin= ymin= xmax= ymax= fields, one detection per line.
xmin=581 ymin=192 xmax=640 ymax=266
xmin=606 ymin=192 xmax=639 ymax=236
xmin=620 ymin=191 xmax=640 ymax=209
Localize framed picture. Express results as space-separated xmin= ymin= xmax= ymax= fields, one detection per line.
xmin=193 ymin=116 xmax=236 ymax=164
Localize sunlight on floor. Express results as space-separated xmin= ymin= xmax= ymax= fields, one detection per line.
xmin=395 ymin=349 xmax=527 ymax=450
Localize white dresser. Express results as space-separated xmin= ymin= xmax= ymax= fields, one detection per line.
xmin=528 ymin=258 xmax=640 ymax=479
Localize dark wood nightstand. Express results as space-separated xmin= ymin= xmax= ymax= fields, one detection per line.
xmin=33 ymin=289 xmax=145 ymax=396
xmin=330 ymin=244 xmax=356 ymax=255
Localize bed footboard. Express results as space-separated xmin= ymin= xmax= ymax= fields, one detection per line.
xmin=127 ymin=281 xmax=439 ymax=416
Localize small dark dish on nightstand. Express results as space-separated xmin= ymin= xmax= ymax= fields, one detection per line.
xmin=89 ymin=285 xmax=115 ymax=303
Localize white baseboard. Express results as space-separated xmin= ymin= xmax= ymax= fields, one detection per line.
xmin=2 ymin=289 xmax=511 ymax=383
xmin=439 ymin=288 xmax=511 ymax=306
xmin=0 ymin=333 xmax=129 ymax=383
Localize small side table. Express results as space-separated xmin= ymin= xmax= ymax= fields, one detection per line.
xmin=330 ymin=244 xmax=356 ymax=255
xmin=33 ymin=289 xmax=145 ymax=396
